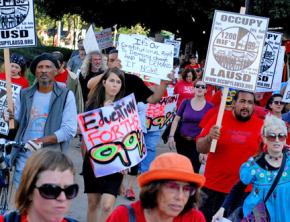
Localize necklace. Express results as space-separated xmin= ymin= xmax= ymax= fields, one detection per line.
xmin=267 ymin=153 xmax=282 ymax=161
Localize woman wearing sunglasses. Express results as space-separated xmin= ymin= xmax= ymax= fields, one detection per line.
xmin=0 ymin=149 xmax=79 ymax=222
xmin=212 ymin=114 xmax=290 ymax=222
xmin=169 ymin=80 xmax=213 ymax=172
xmin=107 ymin=152 xmax=206 ymax=222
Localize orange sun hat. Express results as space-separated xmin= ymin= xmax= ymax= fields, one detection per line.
xmin=138 ymin=153 xmax=205 ymax=187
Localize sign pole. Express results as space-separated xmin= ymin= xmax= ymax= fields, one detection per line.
xmin=4 ymin=48 xmax=14 ymax=129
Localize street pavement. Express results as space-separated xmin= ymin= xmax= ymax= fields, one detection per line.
xmin=67 ymin=137 xmax=169 ymax=221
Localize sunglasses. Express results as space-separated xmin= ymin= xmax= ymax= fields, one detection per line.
xmin=272 ymin=101 xmax=285 ymax=105
xmin=163 ymin=181 xmax=196 ymax=196
xmin=35 ymin=183 xmax=79 ymax=200
xmin=195 ymin=85 xmax=206 ymax=89
xmin=265 ymin=133 xmax=287 ymax=142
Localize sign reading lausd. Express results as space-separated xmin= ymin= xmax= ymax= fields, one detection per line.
xmin=203 ymin=10 xmax=269 ymax=92
xmin=0 ymin=0 xmax=37 ymax=48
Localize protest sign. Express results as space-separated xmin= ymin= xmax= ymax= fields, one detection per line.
xmin=83 ymin=25 xmax=100 ymax=54
xmin=118 ymin=34 xmax=174 ymax=80
xmin=78 ymin=94 xmax=146 ymax=177
xmin=256 ymin=32 xmax=283 ymax=92
xmin=164 ymin=39 xmax=181 ymax=58
xmin=0 ymin=80 xmax=21 ymax=135
xmin=146 ymin=95 xmax=178 ymax=132
xmin=203 ymin=10 xmax=269 ymax=92
xmin=0 ymin=0 xmax=36 ymax=48
xmin=95 ymin=28 xmax=113 ymax=50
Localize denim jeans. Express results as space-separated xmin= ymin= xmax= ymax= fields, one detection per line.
xmin=13 ymin=150 xmax=32 ymax=188
xmin=140 ymin=130 xmax=161 ymax=173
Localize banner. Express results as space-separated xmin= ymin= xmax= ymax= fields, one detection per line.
xmin=78 ymin=94 xmax=146 ymax=177
xmin=0 ymin=0 xmax=37 ymax=48
xmin=164 ymin=39 xmax=181 ymax=58
xmin=203 ymin=10 xmax=269 ymax=91
xmin=83 ymin=25 xmax=100 ymax=54
xmin=256 ymin=32 xmax=283 ymax=92
xmin=95 ymin=28 xmax=113 ymax=50
xmin=146 ymin=95 xmax=178 ymax=132
xmin=118 ymin=34 xmax=174 ymax=80
xmin=0 ymin=80 xmax=21 ymax=135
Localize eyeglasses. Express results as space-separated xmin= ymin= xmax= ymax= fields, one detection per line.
xmin=265 ymin=133 xmax=287 ymax=142
xmin=35 ymin=183 xmax=79 ymax=200
xmin=163 ymin=181 xmax=196 ymax=196
xmin=272 ymin=101 xmax=285 ymax=105
xmin=195 ymin=85 xmax=206 ymax=89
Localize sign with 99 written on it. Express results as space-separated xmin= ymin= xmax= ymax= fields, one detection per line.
xmin=203 ymin=10 xmax=269 ymax=92
xmin=0 ymin=0 xmax=36 ymax=48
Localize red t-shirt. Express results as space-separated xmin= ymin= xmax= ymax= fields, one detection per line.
xmin=197 ymin=110 xmax=263 ymax=193
xmin=185 ymin=64 xmax=200 ymax=70
xmin=106 ymin=201 xmax=206 ymax=222
xmin=0 ymin=72 xmax=29 ymax=88
xmin=174 ymin=80 xmax=194 ymax=109
xmin=55 ymin=69 xmax=69 ymax=84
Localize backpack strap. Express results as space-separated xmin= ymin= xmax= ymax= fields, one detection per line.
xmin=123 ymin=204 xmax=136 ymax=222
xmin=4 ymin=211 xmax=21 ymax=222
xmin=64 ymin=217 xmax=79 ymax=222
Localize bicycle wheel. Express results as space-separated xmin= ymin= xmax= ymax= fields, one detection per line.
xmin=0 ymin=169 xmax=10 ymax=214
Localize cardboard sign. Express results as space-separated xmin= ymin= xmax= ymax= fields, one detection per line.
xmin=146 ymin=95 xmax=178 ymax=132
xmin=83 ymin=25 xmax=100 ymax=54
xmin=118 ymin=34 xmax=174 ymax=80
xmin=0 ymin=0 xmax=36 ymax=48
xmin=0 ymin=80 xmax=21 ymax=135
xmin=256 ymin=32 xmax=283 ymax=92
xmin=164 ymin=39 xmax=181 ymax=58
xmin=77 ymin=94 xmax=146 ymax=177
xmin=203 ymin=10 xmax=269 ymax=91
xmin=95 ymin=28 xmax=113 ymax=50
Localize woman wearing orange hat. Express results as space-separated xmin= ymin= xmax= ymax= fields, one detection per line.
xmin=106 ymin=153 xmax=206 ymax=222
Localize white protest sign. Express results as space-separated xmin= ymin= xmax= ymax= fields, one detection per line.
xmin=203 ymin=10 xmax=269 ymax=91
xmin=164 ymin=39 xmax=181 ymax=58
xmin=146 ymin=95 xmax=178 ymax=132
xmin=83 ymin=25 xmax=100 ymax=54
xmin=0 ymin=80 xmax=21 ymax=135
xmin=95 ymin=28 xmax=113 ymax=50
xmin=77 ymin=94 xmax=146 ymax=177
xmin=256 ymin=32 xmax=283 ymax=92
xmin=0 ymin=0 xmax=36 ymax=48
xmin=118 ymin=34 xmax=174 ymax=80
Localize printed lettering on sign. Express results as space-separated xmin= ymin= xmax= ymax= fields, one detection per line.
xmin=78 ymin=94 xmax=146 ymax=177
xmin=203 ymin=10 xmax=269 ymax=91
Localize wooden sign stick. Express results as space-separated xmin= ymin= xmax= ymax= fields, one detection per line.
xmin=210 ymin=7 xmax=246 ymax=153
xmin=4 ymin=48 xmax=15 ymax=129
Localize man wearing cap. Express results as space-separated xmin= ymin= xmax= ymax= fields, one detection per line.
xmin=196 ymin=91 xmax=263 ymax=221
xmin=12 ymin=53 xmax=77 ymax=186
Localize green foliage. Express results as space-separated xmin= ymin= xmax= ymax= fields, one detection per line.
xmin=118 ymin=23 xmax=150 ymax=36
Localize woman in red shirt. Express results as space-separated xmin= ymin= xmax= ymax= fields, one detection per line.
xmin=0 ymin=54 xmax=29 ymax=89
xmin=174 ymin=69 xmax=196 ymax=109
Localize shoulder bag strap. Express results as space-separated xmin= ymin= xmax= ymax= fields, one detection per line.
xmin=264 ymin=151 xmax=287 ymax=202
xmin=4 ymin=211 xmax=21 ymax=222
xmin=124 ymin=204 xmax=136 ymax=222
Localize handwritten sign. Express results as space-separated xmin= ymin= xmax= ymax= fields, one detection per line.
xmin=118 ymin=34 xmax=174 ymax=80
xmin=78 ymin=94 xmax=146 ymax=177
xmin=0 ymin=80 xmax=21 ymax=135
xmin=0 ymin=0 xmax=36 ymax=48
xmin=146 ymin=95 xmax=178 ymax=132
xmin=203 ymin=10 xmax=269 ymax=91
xmin=256 ymin=32 xmax=283 ymax=92
xmin=164 ymin=39 xmax=181 ymax=58
xmin=95 ymin=28 xmax=113 ymax=50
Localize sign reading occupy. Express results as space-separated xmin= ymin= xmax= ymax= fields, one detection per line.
xmin=78 ymin=94 xmax=146 ymax=177
xmin=256 ymin=32 xmax=283 ymax=92
xmin=0 ymin=80 xmax=21 ymax=135
xmin=0 ymin=0 xmax=36 ymax=48
xmin=146 ymin=95 xmax=178 ymax=132
xmin=117 ymin=34 xmax=174 ymax=80
xmin=203 ymin=10 xmax=269 ymax=91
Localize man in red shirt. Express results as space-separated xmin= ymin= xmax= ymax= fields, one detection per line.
xmin=196 ymin=91 xmax=263 ymax=221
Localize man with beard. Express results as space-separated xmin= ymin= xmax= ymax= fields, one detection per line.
xmin=196 ymin=91 xmax=263 ymax=222
xmin=11 ymin=53 xmax=77 ymax=186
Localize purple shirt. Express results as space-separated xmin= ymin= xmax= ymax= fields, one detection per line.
xmin=177 ymin=99 xmax=213 ymax=138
